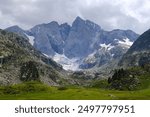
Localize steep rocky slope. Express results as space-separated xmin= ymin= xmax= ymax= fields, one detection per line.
xmin=0 ymin=30 xmax=76 ymax=86
xmin=119 ymin=29 xmax=150 ymax=67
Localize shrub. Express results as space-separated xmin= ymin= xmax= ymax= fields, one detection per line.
xmin=57 ymin=86 xmax=67 ymax=91
xmin=3 ymin=86 xmax=20 ymax=94
xmin=91 ymin=80 xmax=108 ymax=89
xmin=21 ymin=82 xmax=48 ymax=92
xmin=108 ymin=69 xmax=140 ymax=90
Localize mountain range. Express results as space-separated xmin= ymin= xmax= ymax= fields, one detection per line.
xmin=1 ymin=16 xmax=150 ymax=89
xmin=0 ymin=24 xmax=150 ymax=99
xmin=5 ymin=17 xmax=139 ymax=71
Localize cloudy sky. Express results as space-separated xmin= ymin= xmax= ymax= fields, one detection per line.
xmin=0 ymin=0 xmax=150 ymax=34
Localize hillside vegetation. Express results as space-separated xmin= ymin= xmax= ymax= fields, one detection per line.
xmin=0 ymin=65 xmax=150 ymax=100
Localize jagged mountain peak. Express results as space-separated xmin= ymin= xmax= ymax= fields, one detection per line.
xmin=30 ymin=21 xmax=60 ymax=32
xmin=74 ymin=16 xmax=84 ymax=21
xmin=72 ymin=16 xmax=85 ymax=28
xmin=60 ymin=22 xmax=70 ymax=27
xmin=72 ymin=16 xmax=101 ymax=31
xmin=46 ymin=21 xmax=59 ymax=27
xmin=5 ymin=18 xmax=139 ymax=71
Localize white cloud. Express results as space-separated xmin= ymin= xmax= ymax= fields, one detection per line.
xmin=0 ymin=0 xmax=150 ymax=34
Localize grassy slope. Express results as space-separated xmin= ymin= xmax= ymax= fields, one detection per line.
xmin=0 ymin=82 xmax=150 ymax=100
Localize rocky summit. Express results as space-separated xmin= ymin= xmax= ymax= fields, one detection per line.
xmin=6 ymin=17 xmax=139 ymax=71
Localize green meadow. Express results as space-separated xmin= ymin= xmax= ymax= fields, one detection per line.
xmin=0 ymin=81 xmax=149 ymax=100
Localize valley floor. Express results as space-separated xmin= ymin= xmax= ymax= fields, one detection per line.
xmin=0 ymin=82 xmax=150 ymax=100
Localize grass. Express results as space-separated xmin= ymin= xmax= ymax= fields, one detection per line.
xmin=0 ymin=81 xmax=150 ymax=100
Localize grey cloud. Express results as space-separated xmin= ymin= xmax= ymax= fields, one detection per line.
xmin=0 ymin=0 xmax=150 ymax=34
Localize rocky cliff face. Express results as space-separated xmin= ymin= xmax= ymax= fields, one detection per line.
xmin=30 ymin=21 xmax=64 ymax=56
xmin=64 ymin=17 xmax=101 ymax=58
xmin=6 ymin=17 xmax=139 ymax=71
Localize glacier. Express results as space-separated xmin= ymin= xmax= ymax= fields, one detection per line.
xmin=53 ymin=53 xmax=81 ymax=71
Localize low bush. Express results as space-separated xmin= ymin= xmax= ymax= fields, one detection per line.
xmin=90 ymin=80 xmax=108 ymax=89
xmin=57 ymin=86 xmax=68 ymax=91
xmin=3 ymin=86 xmax=20 ymax=94
xmin=1 ymin=81 xmax=48 ymax=95
xmin=21 ymin=82 xmax=48 ymax=92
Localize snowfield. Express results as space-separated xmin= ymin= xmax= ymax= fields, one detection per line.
xmin=53 ymin=53 xmax=81 ymax=71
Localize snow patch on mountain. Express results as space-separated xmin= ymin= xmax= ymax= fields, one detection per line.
xmin=118 ymin=38 xmax=133 ymax=47
xmin=84 ymin=51 xmax=97 ymax=63
xmin=100 ymin=43 xmax=114 ymax=50
xmin=53 ymin=53 xmax=80 ymax=71
xmin=25 ymin=34 xmax=35 ymax=46
xmin=42 ymin=53 xmax=50 ymax=58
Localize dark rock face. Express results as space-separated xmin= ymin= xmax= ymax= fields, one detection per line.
xmin=119 ymin=29 xmax=150 ymax=67
xmin=60 ymin=23 xmax=71 ymax=41
xmin=30 ymin=22 xmax=63 ymax=56
xmin=64 ymin=17 xmax=101 ymax=58
xmin=127 ymin=29 xmax=150 ymax=52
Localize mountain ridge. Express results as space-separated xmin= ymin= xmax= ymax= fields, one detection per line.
xmin=5 ymin=16 xmax=139 ymax=71
xmin=119 ymin=28 xmax=150 ymax=67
